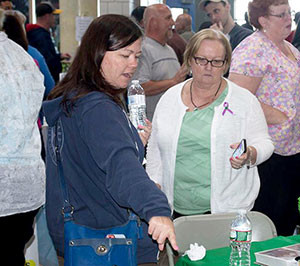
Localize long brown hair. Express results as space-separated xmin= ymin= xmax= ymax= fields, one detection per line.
xmin=48 ymin=14 xmax=143 ymax=114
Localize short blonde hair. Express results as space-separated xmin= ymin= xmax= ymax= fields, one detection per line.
xmin=183 ymin=29 xmax=232 ymax=74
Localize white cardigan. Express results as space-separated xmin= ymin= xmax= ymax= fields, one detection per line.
xmin=146 ymin=79 xmax=274 ymax=213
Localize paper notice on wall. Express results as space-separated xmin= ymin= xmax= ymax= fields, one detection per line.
xmin=75 ymin=16 xmax=94 ymax=42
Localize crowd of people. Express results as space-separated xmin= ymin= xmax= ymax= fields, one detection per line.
xmin=0 ymin=0 xmax=300 ymax=265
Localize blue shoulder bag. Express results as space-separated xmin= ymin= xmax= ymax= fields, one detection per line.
xmin=54 ymin=120 xmax=143 ymax=266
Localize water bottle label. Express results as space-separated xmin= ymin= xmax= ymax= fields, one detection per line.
xmin=128 ymin=95 xmax=145 ymax=105
xmin=230 ymin=229 xmax=251 ymax=243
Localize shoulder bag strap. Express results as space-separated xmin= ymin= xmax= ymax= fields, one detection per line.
xmin=54 ymin=120 xmax=74 ymax=222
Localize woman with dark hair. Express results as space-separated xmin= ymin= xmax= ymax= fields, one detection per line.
xmin=3 ymin=12 xmax=28 ymax=50
xmin=43 ymin=14 xmax=177 ymax=265
xmin=229 ymin=0 xmax=300 ymax=236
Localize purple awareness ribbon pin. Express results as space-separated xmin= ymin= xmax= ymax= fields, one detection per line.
xmin=222 ymin=102 xmax=234 ymax=116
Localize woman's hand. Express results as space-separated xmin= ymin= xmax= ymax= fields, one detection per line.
xmin=229 ymin=143 xmax=249 ymax=169
xmin=148 ymin=216 xmax=178 ymax=251
xmin=138 ymin=119 xmax=152 ymax=146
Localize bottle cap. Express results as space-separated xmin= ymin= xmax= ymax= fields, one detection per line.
xmin=238 ymin=209 xmax=247 ymax=215
xmin=131 ymin=80 xmax=139 ymax=84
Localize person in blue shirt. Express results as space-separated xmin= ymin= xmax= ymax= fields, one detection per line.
xmin=28 ymin=45 xmax=55 ymax=99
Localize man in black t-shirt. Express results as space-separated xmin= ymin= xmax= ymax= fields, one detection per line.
xmin=199 ymin=0 xmax=253 ymax=52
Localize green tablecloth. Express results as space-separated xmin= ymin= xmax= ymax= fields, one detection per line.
xmin=176 ymin=235 xmax=300 ymax=266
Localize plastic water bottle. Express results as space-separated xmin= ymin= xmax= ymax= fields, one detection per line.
xmin=229 ymin=210 xmax=252 ymax=266
xmin=127 ymin=80 xmax=146 ymax=131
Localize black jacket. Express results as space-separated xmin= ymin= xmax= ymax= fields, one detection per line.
xmin=26 ymin=24 xmax=61 ymax=82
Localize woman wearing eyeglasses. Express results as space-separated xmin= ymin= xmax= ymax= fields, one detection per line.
xmin=229 ymin=0 xmax=300 ymax=236
xmin=146 ymin=29 xmax=273 ymax=219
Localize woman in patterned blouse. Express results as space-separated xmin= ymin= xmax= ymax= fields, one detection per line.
xmin=229 ymin=0 xmax=300 ymax=236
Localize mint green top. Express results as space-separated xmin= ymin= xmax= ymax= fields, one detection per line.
xmin=173 ymin=86 xmax=228 ymax=215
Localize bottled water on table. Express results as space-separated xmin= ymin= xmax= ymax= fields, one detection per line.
xmin=127 ymin=80 xmax=146 ymax=131
xmin=229 ymin=210 xmax=252 ymax=266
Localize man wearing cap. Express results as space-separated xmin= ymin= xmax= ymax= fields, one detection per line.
xmin=26 ymin=1 xmax=71 ymax=83
xmin=199 ymin=0 xmax=252 ymax=51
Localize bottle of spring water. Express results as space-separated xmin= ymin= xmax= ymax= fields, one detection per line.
xmin=127 ymin=80 xmax=146 ymax=131
xmin=229 ymin=210 xmax=252 ymax=266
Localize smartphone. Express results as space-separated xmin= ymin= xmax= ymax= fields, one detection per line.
xmin=232 ymin=139 xmax=247 ymax=158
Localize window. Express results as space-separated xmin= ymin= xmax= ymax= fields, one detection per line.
xmin=170 ymin=8 xmax=184 ymax=22
xmin=140 ymin=0 xmax=162 ymax=6
xmin=233 ymin=0 xmax=249 ymax=26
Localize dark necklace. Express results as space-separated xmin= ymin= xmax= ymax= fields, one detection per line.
xmin=190 ymin=79 xmax=223 ymax=111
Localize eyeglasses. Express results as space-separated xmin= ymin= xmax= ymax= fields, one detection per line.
xmin=269 ymin=10 xmax=294 ymax=19
xmin=193 ymin=56 xmax=226 ymax=68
